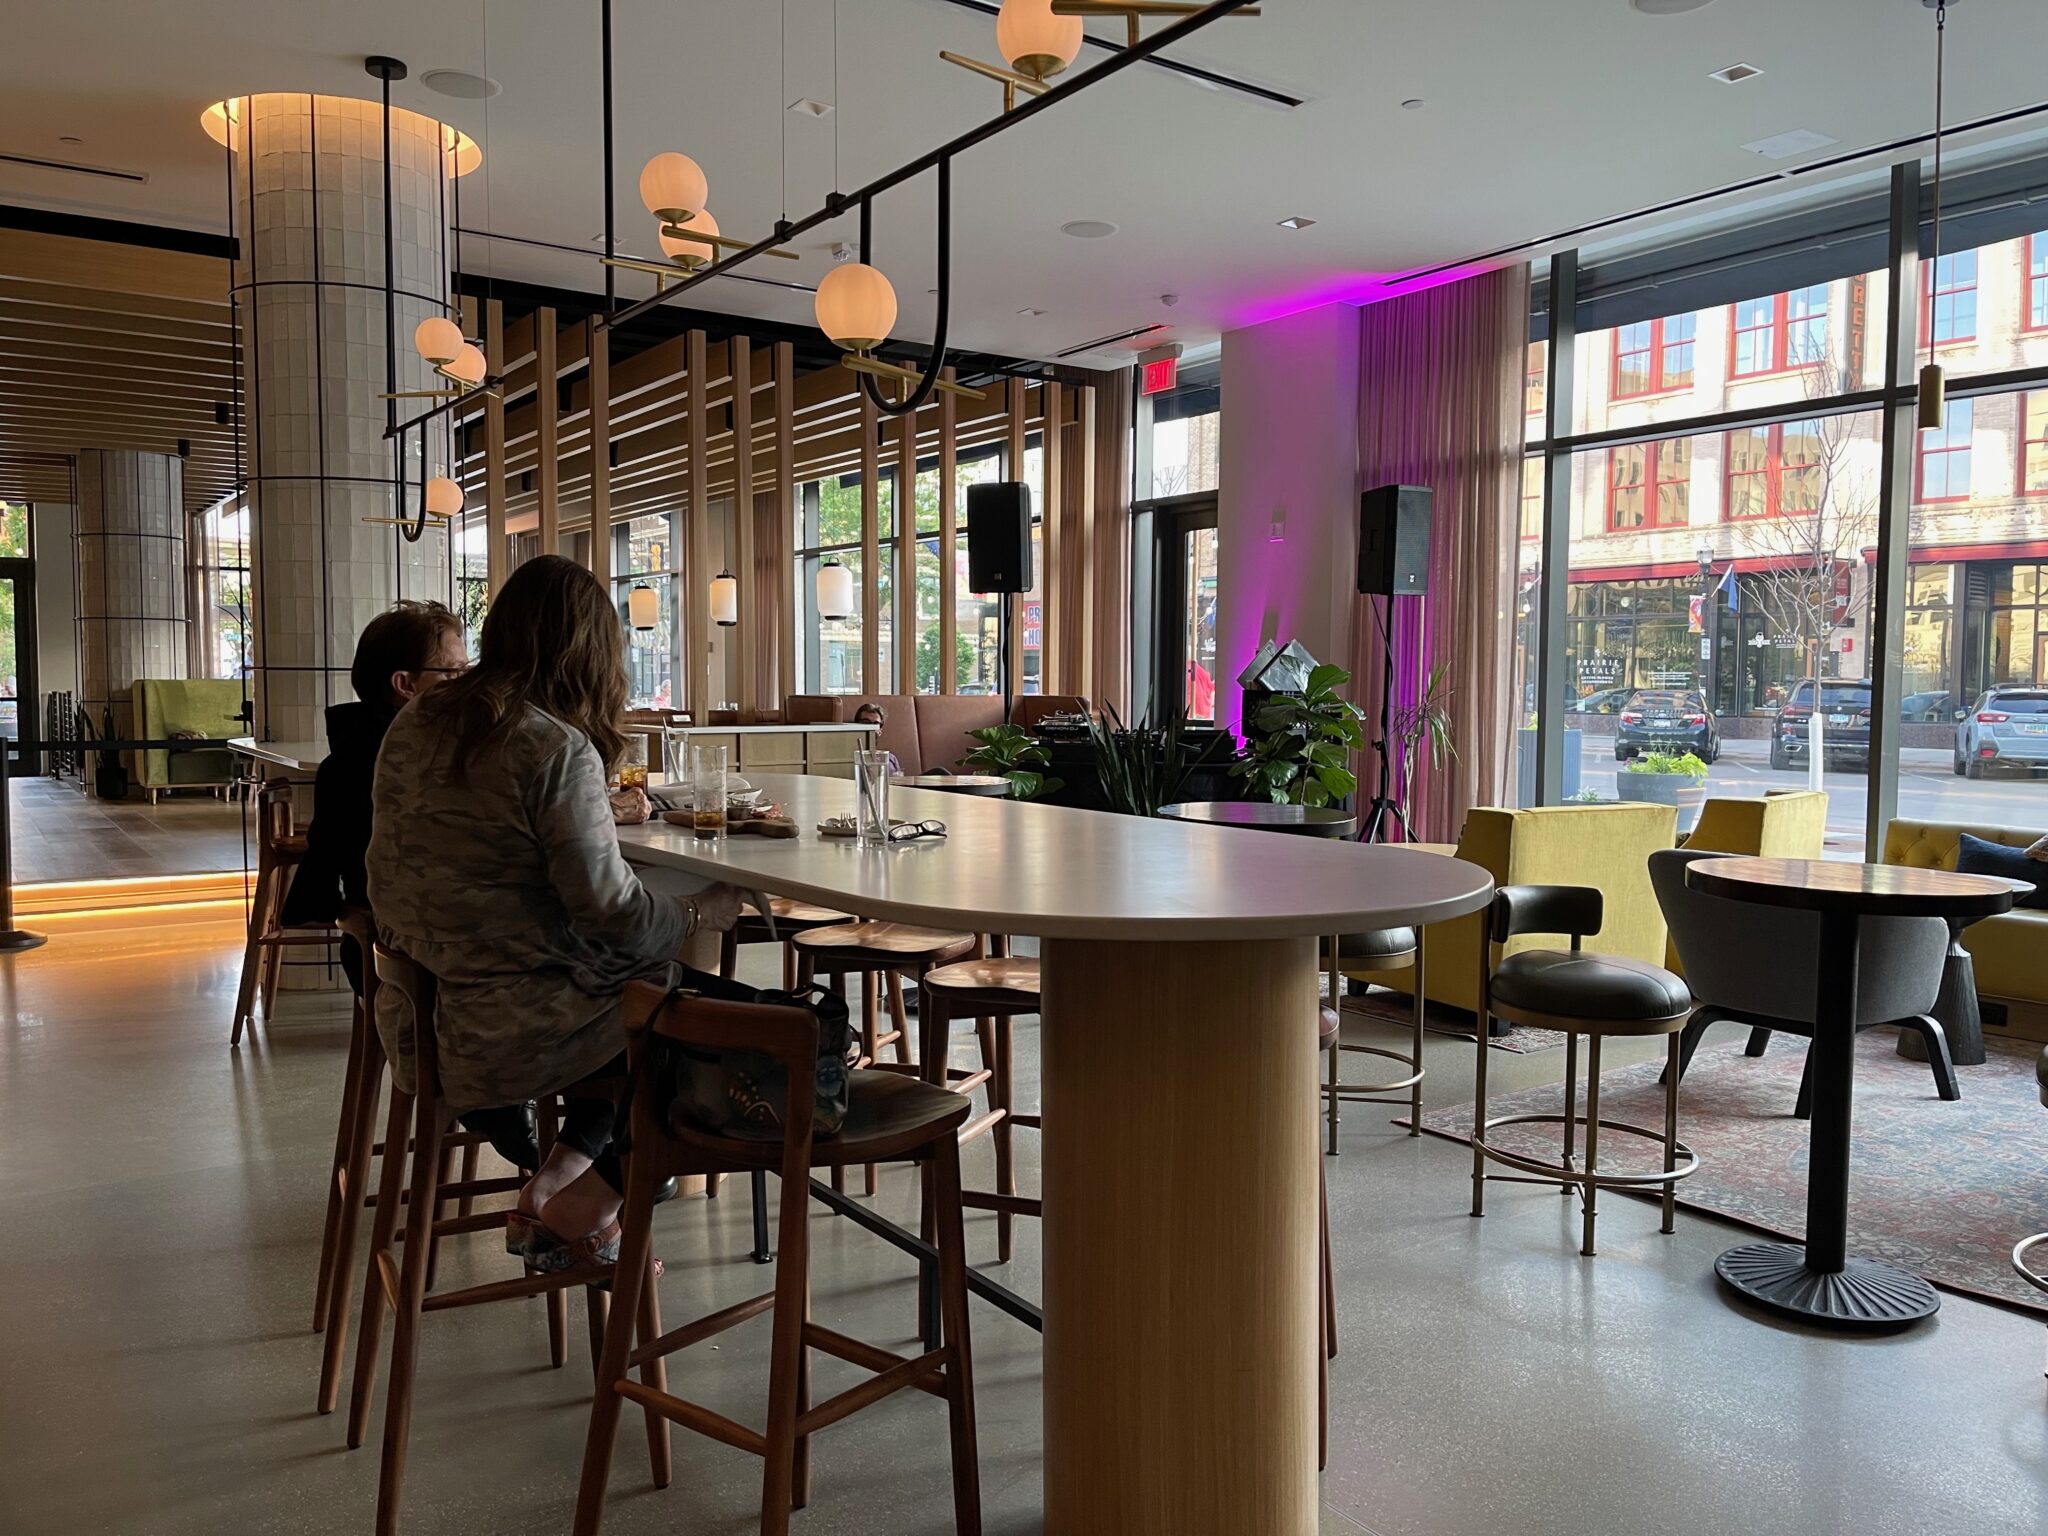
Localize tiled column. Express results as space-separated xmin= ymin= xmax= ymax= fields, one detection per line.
xmin=75 ymin=449 xmax=188 ymax=739
xmin=231 ymin=92 xmax=456 ymax=745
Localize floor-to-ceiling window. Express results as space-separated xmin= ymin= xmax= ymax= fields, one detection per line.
xmin=1526 ymin=150 xmax=2048 ymax=853
xmin=793 ymin=475 xmax=866 ymax=695
xmin=613 ymin=510 xmax=678 ymax=709
xmin=195 ymin=499 xmax=251 ymax=681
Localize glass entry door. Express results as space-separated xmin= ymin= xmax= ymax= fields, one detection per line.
xmin=0 ymin=559 xmax=37 ymax=772
xmin=1142 ymin=494 xmax=1218 ymax=723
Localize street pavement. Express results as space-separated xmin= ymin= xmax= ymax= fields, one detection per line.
xmin=1574 ymin=735 xmax=2047 ymax=857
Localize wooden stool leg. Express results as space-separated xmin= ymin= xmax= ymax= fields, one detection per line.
xmin=374 ymin=1099 xmax=444 ymax=1536
xmin=887 ymin=969 xmax=914 ymax=1066
xmin=720 ymin=928 xmax=739 ymax=980
xmin=792 ymin=1267 xmax=813 ymax=1510
xmin=348 ymin=1079 xmax=412 ymax=1446
xmin=425 ymin=1141 xmax=456 ymax=1292
xmin=457 ymin=1141 xmax=480 ymax=1219
xmin=1324 ymin=1038 xmax=1340 ymax=1157
xmin=862 ymin=971 xmax=882 ymax=1197
xmin=230 ymin=862 xmax=273 ymax=1044
xmin=759 ymin=1159 xmax=812 ymax=1535
xmin=782 ymin=941 xmax=797 ymax=992
xmin=319 ymin=1031 xmax=386 ymax=1414
xmin=636 ymin=1233 xmax=672 ymax=1487
xmin=1581 ymin=1034 xmax=1603 ymax=1258
xmin=992 ymin=1017 xmax=1016 ymax=1265
xmin=825 ymin=968 xmax=847 ymax=1196
xmin=316 ymin=1002 xmax=372 ymax=1331
xmin=1408 ymin=930 xmax=1426 ymax=1136
xmin=932 ymin=1141 xmax=983 ymax=1536
xmin=571 ymin=1143 xmax=661 ymax=1536
xmin=258 ymin=867 xmax=287 ymax=1017
xmin=919 ymin=991 xmax=952 ymax=1351
xmin=584 ymin=1287 xmax=609 ymax=1375
xmin=1470 ymin=979 xmax=1491 ymax=1219
xmin=1662 ymin=1033 xmax=1681 ymax=1235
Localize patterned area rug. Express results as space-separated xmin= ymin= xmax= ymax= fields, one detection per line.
xmin=1419 ymin=1032 xmax=2048 ymax=1316
xmin=1342 ymin=988 xmax=1566 ymax=1055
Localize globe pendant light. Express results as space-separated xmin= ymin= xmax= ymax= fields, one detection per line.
xmin=997 ymin=0 xmax=1085 ymax=81
xmin=659 ymin=209 xmax=721 ymax=272
xmin=816 ymin=559 xmax=855 ymax=620
xmin=441 ymin=342 xmax=487 ymax=388
xmin=628 ymin=583 xmax=660 ymax=631
xmin=423 ymin=475 xmax=465 ymax=518
xmin=814 ymin=263 xmax=899 ymax=352
xmin=413 ymin=316 xmax=465 ymax=367
xmin=710 ymin=570 xmax=739 ymax=627
xmin=638 ymin=152 xmax=708 ymax=225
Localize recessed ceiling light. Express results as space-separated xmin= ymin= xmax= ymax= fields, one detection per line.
xmin=787 ymin=98 xmax=834 ymax=118
xmin=422 ymin=69 xmax=501 ymax=100
xmin=1277 ymin=215 xmax=1316 ymax=230
xmin=1632 ymin=0 xmax=1717 ymax=14
xmin=1017 ymin=307 xmax=1047 ymax=318
xmin=1060 ymin=219 xmax=1119 ymax=239
xmin=1742 ymin=128 xmax=1839 ymax=161
xmin=1400 ymin=98 xmax=1425 ymax=110
xmin=1709 ymin=62 xmax=1765 ymax=85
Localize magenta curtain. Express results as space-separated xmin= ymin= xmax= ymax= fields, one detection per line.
xmin=1352 ymin=266 xmax=1527 ymax=841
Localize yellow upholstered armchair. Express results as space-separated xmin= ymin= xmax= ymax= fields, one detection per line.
xmin=1883 ymin=820 xmax=2048 ymax=1011
xmin=1344 ymin=802 xmax=1678 ymax=1018
xmin=1683 ymin=790 xmax=1828 ymax=858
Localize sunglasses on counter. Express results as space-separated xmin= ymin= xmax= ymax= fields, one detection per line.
xmin=887 ymin=819 xmax=949 ymax=843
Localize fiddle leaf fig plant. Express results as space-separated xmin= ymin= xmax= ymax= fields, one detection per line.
xmin=1230 ymin=662 xmax=1365 ymax=808
xmin=960 ymin=723 xmax=1062 ymax=802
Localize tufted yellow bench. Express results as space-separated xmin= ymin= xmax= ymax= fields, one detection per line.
xmin=1883 ymin=820 xmax=2047 ymax=1017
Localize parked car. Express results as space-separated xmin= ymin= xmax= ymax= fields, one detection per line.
xmin=1568 ymin=686 xmax=1635 ymax=716
xmin=1954 ymin=687 xmax=2048 ymax=778
xmin=1770 ymin=678 xmax=1872 ymax=772
xmin=1615 ymin=689 xmax=1719 ymax=762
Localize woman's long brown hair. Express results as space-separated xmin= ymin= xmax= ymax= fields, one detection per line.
xmin=423 ymin=554 xmax=628 ymax=777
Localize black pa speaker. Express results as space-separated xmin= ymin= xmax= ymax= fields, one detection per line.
xmin=1358 ymin=484 xmax=1432 ymax=596
xmin=967 ymin=481 xmax=1033 ymax=594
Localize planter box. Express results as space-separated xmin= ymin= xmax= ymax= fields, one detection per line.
xmin=1515 ymin=728 xmax=1581 ymax=806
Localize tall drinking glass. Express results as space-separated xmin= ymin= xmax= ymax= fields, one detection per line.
xmin=690 ymin=743 xmax=728 ymax=842
xmin=854 ymin=749 xmax=891 ymax=847
xmin=618 ymin=733 xmax=649 ymax=792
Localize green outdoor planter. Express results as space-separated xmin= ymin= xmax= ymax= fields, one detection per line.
xmin=1614 ymin=772 xmax=1705 ymax=814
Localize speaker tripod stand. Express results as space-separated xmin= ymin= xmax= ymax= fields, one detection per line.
xmin=1357 ymin=592 xmax=1420 ymax=846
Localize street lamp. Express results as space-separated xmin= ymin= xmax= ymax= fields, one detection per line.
xmin=1696 ymin=545 xmax=1718 ymax=711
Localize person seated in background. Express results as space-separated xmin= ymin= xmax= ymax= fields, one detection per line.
xmin=280 ymin=600 xmax=467 ymax=980
xmin=852 ymin=701 xmax=904 ymax=776
xmin=369 ymin=555 xmax=742 ymax=1269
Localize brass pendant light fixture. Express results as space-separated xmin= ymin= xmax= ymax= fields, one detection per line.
xmin=942 ymin=0 xmax=1256 ymax=110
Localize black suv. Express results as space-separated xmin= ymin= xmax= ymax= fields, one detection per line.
xmin=1771 ymin=678 xmax=1872 ymax=771
xmin=1615 ymin=689 xmax=1720 ymax=762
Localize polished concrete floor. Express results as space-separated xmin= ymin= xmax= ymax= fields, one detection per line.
xmin=9 ymin=773 xmax=248 ymax=883
xmin=2 ymin=911 xmax=2044 ymax=1536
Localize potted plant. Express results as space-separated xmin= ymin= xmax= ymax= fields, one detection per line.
xmin=1086 ymin=704 xmax=1230 ymax=818
xmin=77 ymin=706 xmax=129 ymax=801
xmin=1231 ymin=662 xmax=1364 ymax=808
xmin=1614 ymin=749 xmax=1708 ymax=813
xmin=959 ymin=723 xmax=1062 ymax=802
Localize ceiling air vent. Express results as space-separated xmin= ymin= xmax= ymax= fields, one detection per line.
xmin=0 ymin=151 xmax=149 ymax=185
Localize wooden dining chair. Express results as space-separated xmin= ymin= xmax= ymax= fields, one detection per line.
xmin=719 ymin=896 xmax=855 ymax=990
xmin=573 ymin=981 xmax=982 ymax=1536
xmin=348 ymin=943 xmax=666 ymax=1536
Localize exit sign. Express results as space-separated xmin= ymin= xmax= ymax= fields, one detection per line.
xmin=1141 ymin=356 xmax=1178 ymax=395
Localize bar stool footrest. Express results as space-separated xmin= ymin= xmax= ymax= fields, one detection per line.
xmin=1473 ymin=1112 xmax=1699 ymax=1190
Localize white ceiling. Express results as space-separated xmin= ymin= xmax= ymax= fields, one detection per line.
xmin=4 ymin=0 xmax=2047 ymax=364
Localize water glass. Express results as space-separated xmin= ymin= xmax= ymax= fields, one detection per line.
xmin=690 ymin=743 xmax=728 ymax=842
xmin=853 ymin=749 xmax=891 ymax=847
xmin=618 ymin=733 xmax=648 ymax=792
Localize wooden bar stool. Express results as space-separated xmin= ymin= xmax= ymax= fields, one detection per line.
xmin=349 ymin=944 xmax=667 ymax=1535
xmin=232 ymin=778 xmax=335 ymax=1043
xmin=793 ymin=922 xmax=976 ymax=1194
xmin=919 ymin=954 xmax=1041 ymax=1262
xmin=1322 ymin=926 xmax=1427 ymax=1154
xmin=720 ymin=897 xmax=855 ymax=989
xmin=1471 ymin=885 xmax=1700 ymax=1257
xmin=574 ymin=981 xmax=982 ymax=1536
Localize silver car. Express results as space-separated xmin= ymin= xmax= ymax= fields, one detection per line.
xmin=1954 ymin=687 xmax=2048 ymax=778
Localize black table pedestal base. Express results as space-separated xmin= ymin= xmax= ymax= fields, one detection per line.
xmin=1716 ymin=1241 xmax=1939 ymax=1328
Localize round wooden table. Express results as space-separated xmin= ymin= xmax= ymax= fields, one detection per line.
xmin=1684 ymin=856 xmax=2029 ymax=1328
xmin=891 ymin=773 xmax=1012 ymax=796
xmin=1159 ymin=801 xmax=1357 ymax=839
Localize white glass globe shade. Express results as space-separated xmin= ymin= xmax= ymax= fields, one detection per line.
xmin=414 ymin=316 xmax=465 ymax=365
xmin=996 ymin=0 xmax=1083 ymax=80
xmin=424 ymin=476 xmax=465 ymax=518
xmin=659 ymin=208 xmax=720 ymax=270
xmin=443 ymin=342 xmax=487 ymax=386
xmin=638 ymin=152 xmax=708 ymax=220
xmin=814 ymin=263 xmax=898 ymax=351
